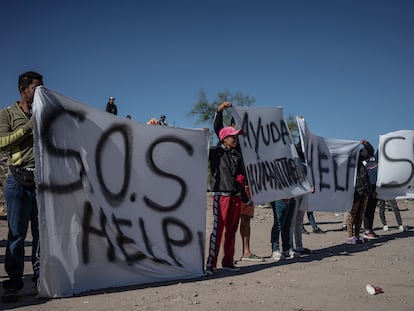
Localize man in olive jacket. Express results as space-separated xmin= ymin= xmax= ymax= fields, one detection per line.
xmin=0 ymin=71 xmax=43 ymax=303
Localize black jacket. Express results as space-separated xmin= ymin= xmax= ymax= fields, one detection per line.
xmin=105 ymin=102 xmax=118 ymax=115
xmin=354 ymin=157 xmax=371 ymax=200
xmin=209 ymin=144 xmax=249 ymax=202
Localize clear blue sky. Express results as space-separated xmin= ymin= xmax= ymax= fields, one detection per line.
xmin=1 ymin=0 xmax=413 ymax=150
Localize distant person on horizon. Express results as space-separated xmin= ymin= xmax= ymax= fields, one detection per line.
xmin=147 ymin=117 xmax=158 ymax=125
xmin=158 ymin=115 xmax=168 ymax=126
xmin=0 ymin=71 xmax=43 ymax=303
xmin=105 ymin=96 xmax=117 ymax=115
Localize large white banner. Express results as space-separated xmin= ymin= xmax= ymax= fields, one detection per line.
xmin=33 ymin=87 xmax=208 ymax=297
xmin=232 ymin=106 xmax=311 ymax=204
xmin=297 ymin=117 xmax=361 ymax=212
xmin=376 ymin=130 xmax=414 ymax=199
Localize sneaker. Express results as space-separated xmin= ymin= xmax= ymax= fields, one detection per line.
xmin=290 ymin=249 xmax=300 ymax=258
xmin=302 ymin=226 xmax=310 ymax=234
xmin=1 ymin=280 xmax=23 ymax=303
xmin=283 ymin=249 xmax=299 ymax=259
xmin=356 ymin=236 xmax=365 ymax=244
xmin=383 ymin=225 xmax=389 ymax=231
xmin=371 ymin=231 xmax=380 ymax=238
xmin=1 ymin=289 xmax=20 ymax=303
xmin=241 ymin=253 xmax=264 ymax=262
xmin=204 ymin=266 xmax=214 ymax=276
xmin=399 ymin=225 xmax=407 ymax=232
xmin=313 ymin=227 xmax=325 ymax=234
xmin=347 ymin=236 xmax=358 ymax=245
xmin=222 ymin=265 xmax=240 ymax=272
xmin=272 ymin=250 xmax=285 ymax=261
xmin=342 ymin=224 xmax=347 ymax=231
xmin=363 ymin=232 xmax=378 ymax=240
xmin=295 ymin=247 xmax=312 ymax=255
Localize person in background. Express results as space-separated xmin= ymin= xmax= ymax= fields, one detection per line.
xmin=126 ymin=115 xmax=131 ymax=119
xmin=378 ymin=199 xmax=407 ymax=232
xmin=213 ymin=101 xmax=263 ymax=262
xmin=0 ymin=71 xmax=43 ymax=303
xmin=205 ymin=126 xmax=249 ymax=275
xmin=304 ymin=211 xmax=325 ymax=234
xmin=147 ymin=118 xmax=158 ymax=125
xmin=271 ymin=198 xmax=296 ymax=261
xmin=105 ymin=96 xmax=117 ymax=115
xmin=293 ymin=196 xmax=312 ymax=255
xmin=158 ymin=115 xmax=168 ymax=126
xmin=291 ymin=141 xmax=314 ymax=255
xmin=347 ymin=140 xmax=374 ymax=244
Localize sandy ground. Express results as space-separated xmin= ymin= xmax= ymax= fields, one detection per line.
xmin=1 ymin=198 xmax=413 ymax=311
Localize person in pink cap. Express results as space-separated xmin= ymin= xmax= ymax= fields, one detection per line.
xmin=213 ymin=101 xmax=264 ymax=262
xmin=205 ymin=126 xmax=250 ymax=275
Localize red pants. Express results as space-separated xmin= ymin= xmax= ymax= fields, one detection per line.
xmin=206 ymin=195 xmax=241 ymax=268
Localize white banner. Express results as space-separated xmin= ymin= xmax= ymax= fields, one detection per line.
xmin=232 ymin=106 xmax=311 ymax=204
xmin=33 ymin=87 xmax=208 ymax=297
xmin=376 ymin=130 xmax=414 ymax=199
xmin=297 ymin=117 xmax=361 ymax=212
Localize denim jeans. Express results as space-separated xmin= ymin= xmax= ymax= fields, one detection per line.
xmin=4 ymin=174 xmax=39 ymax=289
xmin=306 ymin=211 xmax=318 ymax=231
xmin=271 ymin=199 xmax=295 ymax=252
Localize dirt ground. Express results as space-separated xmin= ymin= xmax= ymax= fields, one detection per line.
xmin=1 ymin=198 xmax=413 ymax=311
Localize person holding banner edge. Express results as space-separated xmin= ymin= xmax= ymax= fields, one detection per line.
xmin=362 ymin=152 xmax=380 ymax=239
xmin=0 ymin=71 xmax=43 ymax=303
xmin=205 ymin=126 xmax=251 ymax=275
xmin=213 ymin=101 xmax=264 ymax=262
xmin=347 ymin=140 xmax=374 ymax=244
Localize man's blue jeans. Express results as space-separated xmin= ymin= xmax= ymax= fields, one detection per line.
xmin=4 ymin=174 xmax=39 ymax=289
xmin=271 ymin=199 xmax=295 ymax=252
xmin=306 ymin=211 xmax=318 ymax=231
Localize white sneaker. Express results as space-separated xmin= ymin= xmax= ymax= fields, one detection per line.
xmin=283 ymin=249 xmax=299 ymax=259
xmin=272 ymin=250 xmax=285 ymax=261
xmin=399 ymin=225 xmax=407 ymax=232
xmin=290 ymin=249 xmax=299 ymax=258
xmin=383 ymin=225 xmax=389 ymax=231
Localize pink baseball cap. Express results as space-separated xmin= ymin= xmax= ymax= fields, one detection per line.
xmin=219 ymin=126 xmax=243 ymax=141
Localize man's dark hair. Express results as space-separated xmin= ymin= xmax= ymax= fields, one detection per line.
xmin=18 ymin=71 xmax=43 ymax=91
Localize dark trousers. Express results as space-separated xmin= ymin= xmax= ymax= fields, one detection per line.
xmin=364 ymin=194 xmax=378 ymax=230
